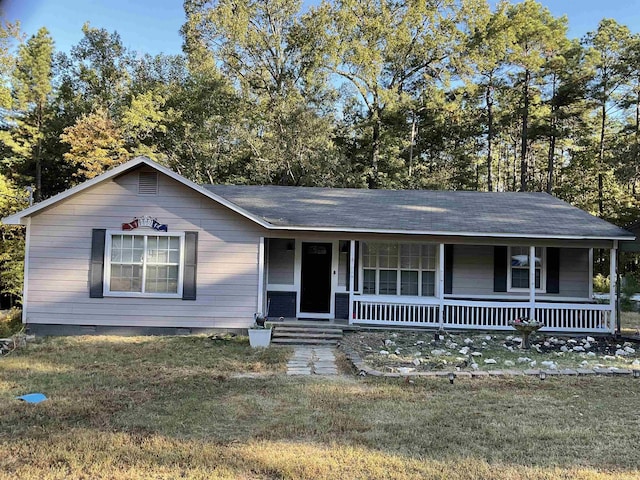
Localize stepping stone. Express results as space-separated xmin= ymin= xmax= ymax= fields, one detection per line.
xmin=576 ymin=368 xmax=596 ymax=375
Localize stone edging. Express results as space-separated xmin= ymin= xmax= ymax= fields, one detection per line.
xmin=340 ymin=345 xmax=640 ymax=378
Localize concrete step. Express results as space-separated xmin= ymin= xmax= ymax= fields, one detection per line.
xmin=273 ymin=326 xmax=343 ymax=334
xmin=272 ymin=337 xmax=339 ymax=345
xmin=273 ymin=331 xmax=342 ymax=339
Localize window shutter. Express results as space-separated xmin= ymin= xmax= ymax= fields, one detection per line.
xmin=494 ymin=246 xmax=508 ymax=292
xmin=547 ymin=247 xmax=560 ymax=294
xmin=444 ymin=244 xmax=454 ymax=295
xmin=90 ymin=229 xmax=106 ymax=298
xmin=183 ymin=231 xmax=198 ymax=300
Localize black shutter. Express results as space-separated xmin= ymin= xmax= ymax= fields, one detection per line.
xmin=444 ymin=244 xmax=454 ymax=295
xmin=183 ymin=231 xmax=198 ymax=300
xmin=547 ymin=247 xmax=560 ymax=294
xmin=90 ymin=229 xmax=106 ymax=298
xmin=494 ymin=246 xmax=508 ymax=292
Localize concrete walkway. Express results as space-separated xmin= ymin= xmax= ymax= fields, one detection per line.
xmin=287 ymin=346 xmax=338 ymax=375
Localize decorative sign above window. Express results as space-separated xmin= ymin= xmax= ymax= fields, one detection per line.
xmin=121 ymin=216 xmax=168 ymax=232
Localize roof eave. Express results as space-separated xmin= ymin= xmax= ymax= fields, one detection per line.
xmin=264 ymin=224 xmax=634 ymax=241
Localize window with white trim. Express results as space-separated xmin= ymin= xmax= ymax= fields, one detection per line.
xmin=362 ymin=242 xmax=437 ymax=296
xmin=509 ymin=246 xmax=544 ymax=291
xmin=106 ymin=232 xmax=184 ymax=297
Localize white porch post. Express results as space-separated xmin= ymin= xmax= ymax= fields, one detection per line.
xmin=438 ymin=243 xmax=445 ymax=328
xmin=610 ymin=241 xmax=618 ymax=334
xmin=529 ymin=246 xmax=536 ymax=320
xmin=257 ymin=237 xmax=265 ymax=315
xmin=348 ymin=240 xmax=356 ymax=324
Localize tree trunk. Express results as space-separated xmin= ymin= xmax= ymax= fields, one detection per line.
xmin=486 ymin=80 xmax=494 ymax=192
xmin=369 ymin=111 xmax=381 ymax=189
xmin=546 ymin=73 xmax=557 ymax=195
xmin=520 ymin=69 xmax=530 ymax=192
xmin=35 ymin=103 xmax=43 ymax=202
xmin=408 ymin=111 xmax=416 ymax=178
xmin=598 ymin=98 xmax=606 ymax=216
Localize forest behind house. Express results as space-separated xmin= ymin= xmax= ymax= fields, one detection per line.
xmin=2 ymin=0 xmax=640 ymax=306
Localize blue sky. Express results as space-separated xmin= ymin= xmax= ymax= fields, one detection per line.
xmin=3 ymin=0 xmax=640 ymax=56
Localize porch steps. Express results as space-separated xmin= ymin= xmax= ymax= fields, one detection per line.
xmin=271 ymin=323 xmax=344 ymax=346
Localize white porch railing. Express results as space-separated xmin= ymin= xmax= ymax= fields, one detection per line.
xmin=353 ymin=298 xmax=440 ymax=327
xmin=352 ymin=297 xmax=613 ymax=333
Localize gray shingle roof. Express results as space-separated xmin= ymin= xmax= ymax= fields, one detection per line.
xmin=204 ymin=185 xmax=632 ymax=239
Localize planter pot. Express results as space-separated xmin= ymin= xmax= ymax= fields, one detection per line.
xmin=248 ymin=328 xmax=272 ymax=348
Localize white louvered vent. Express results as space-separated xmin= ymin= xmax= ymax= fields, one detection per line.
xmin=138 ymin=171 xmax=158 ymax=195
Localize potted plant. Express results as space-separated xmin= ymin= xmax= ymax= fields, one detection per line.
xmin=248 ymin=312 xmax=272 ymax=348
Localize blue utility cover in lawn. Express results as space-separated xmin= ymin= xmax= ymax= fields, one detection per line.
xmin=17 ymin=393 xmax=47 ymax=404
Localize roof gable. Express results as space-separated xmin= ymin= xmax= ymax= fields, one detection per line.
xmin=1 ymin=157 xmax=271 ymax=228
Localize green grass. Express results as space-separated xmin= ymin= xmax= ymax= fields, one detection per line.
xmin=1 ymin=335 xmax=640 ymax=479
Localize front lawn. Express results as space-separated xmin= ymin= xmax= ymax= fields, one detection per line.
xmin=1 ymin=335 xmax=639 ymax=479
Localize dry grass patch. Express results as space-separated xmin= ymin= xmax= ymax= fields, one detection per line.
xmin=621 ymin=311 xmax=640 ymax=335
xmin=1 ymin=335 xmax=639 ymax=479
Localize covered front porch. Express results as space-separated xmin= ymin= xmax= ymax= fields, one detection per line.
xmin=258 ymin=236 xmax=618 ymax=335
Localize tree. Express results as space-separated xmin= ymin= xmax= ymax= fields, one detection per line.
xmin=5 ymin=27 xmax=54 ymax=201
xmin=70 ymin=23 xmax=133 ymax=113
xmin=506 ymin=0 xmax=567 ymax=192
xmin=584 ymin=19 xmax=631 ymax=215
xmin=319 ymin=0 xmax=461 ymax=188
xmin=0 ymin=174 xmax=26 ymax=305
xmin=182 ymin=0 xmax=338 ymax=185
xmin=461 ymin=0 xmax=513 ymax=191
xmin=60 ymin=108 xmax=128 ymax=179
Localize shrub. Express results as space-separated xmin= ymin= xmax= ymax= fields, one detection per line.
xmin=0 ymin=308 xmax=22 ymax=337
xmin=593 ymin=273 xmax=610 ymax=293
xmin=620 ymin=276 xmax=640 ymax=312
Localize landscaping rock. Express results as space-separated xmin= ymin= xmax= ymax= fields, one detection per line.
xmin=484 ymin=359 xmax=497 ymax=364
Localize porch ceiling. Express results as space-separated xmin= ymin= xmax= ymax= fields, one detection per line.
xmin=205 ymin=185 xmax=632 ymax=240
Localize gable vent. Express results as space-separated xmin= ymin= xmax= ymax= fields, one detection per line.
xmin=138 ymin=172 xmax=158 ymax=195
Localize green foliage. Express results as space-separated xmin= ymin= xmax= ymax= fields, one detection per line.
xmin=0 ymin=307 xmax=22 ymax=337
xmin=0 ymin=174 xmax=25 ymax=304
xmin=593 ymin=273 xmax=610 ymax=293
xmin=620 ymin=275 xmax=639 ymax=311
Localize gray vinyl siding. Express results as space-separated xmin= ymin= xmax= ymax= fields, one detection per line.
xmin=558 ymin=248 xmax=590 ymax=298
xmin=26 ymin=167 xmax=265 ymax=329
xmin=451 ymin=245 xmax=494 ymax=296
xmin=451 ymin=245 xmax=590 ymax=298
xmin=266 ymin=238 xmax=295 ymax=285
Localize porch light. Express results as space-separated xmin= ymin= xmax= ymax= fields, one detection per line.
xmin=340 ymin=242 xmax=349 ymax=253
xmin=448 ymin=372 xmax=456 ymax=384
xmin=539 ymin=371 xmax=546 ymax=380
xmin=286 ymin=241 xmax=294 ymax=251
xmin=633 ymin=370 xmax=640 ymax=379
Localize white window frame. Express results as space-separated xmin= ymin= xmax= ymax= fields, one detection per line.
xmin=360 ymin=241 xmax=438 ymax=298
xmin=507 ymin=246 xmax=546 ymax=293
xmin=104 ymin=229 xmax=185 ymax=298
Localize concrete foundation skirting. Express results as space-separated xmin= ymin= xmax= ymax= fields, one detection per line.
xmin=340 ymin=346 xmax=639 ymax=378
xmin=25 ymin=323 xmax=247 ymax=337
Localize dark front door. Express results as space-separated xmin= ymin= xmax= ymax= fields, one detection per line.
xmin=300 ymin=242 xmax=332 ymax=314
